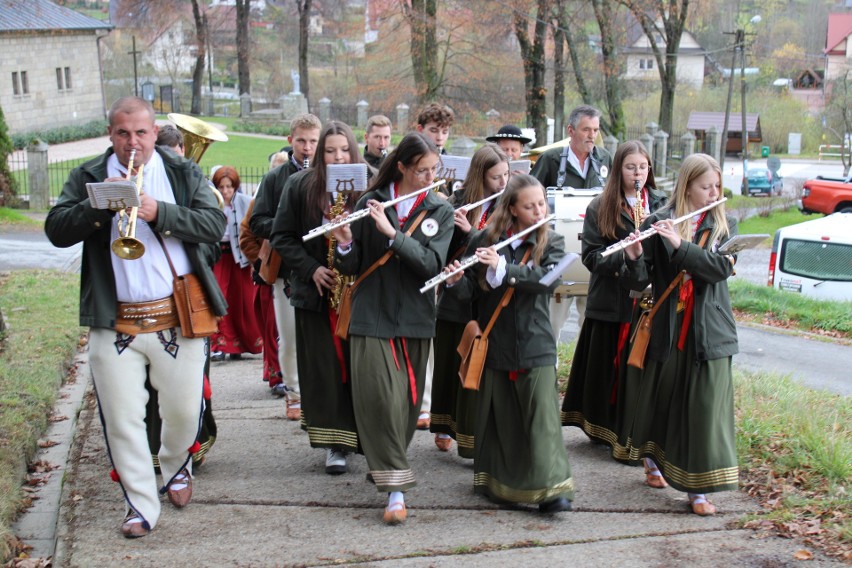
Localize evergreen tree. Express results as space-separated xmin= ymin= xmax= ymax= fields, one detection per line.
xmin=0 ymin=104 xmax=18 ymax=206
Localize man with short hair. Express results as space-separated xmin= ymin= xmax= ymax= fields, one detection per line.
xmin=364 ymin=114 xmax=391 ymax=169
xmin=156 ymin=124 xmax=185 ymax=156
xmin=249 ymin=113 xmax=322 ymax=416
xmin=415 ymin=102 xmax=454 ymax=154
xmin=530 ymin=105 xmax=613 ymax=338
xmin=485 ymin=124 xmax=531 ymax=161
xmin=45 ymin=96 xmax=226 ymax=538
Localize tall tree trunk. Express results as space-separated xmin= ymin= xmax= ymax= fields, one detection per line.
xmin=402 ymin=0 xmax=439 ymax=104
xmin=591 ymin=0 xmax=624 ymax=138
xmin=236 ymin=0 xmax=251 ymax=95
xmin=514 ymin=0 xmax=549 ymax=147
xmin=296 ymin=0 xmax=312 ymax=109
xmin=190 ymin=0 xmax=207 ymax=115
xmin=559 ymin=4 xmax=592 ymax=106
xmin=551 ymin=2 xmax=565 ymax=138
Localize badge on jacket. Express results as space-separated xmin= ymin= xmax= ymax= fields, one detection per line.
xmin=421 ymin=218 xmax=439 ymax=237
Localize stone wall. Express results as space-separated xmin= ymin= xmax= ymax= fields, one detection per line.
xmin=0 ymin=31 xmax=107 ymax=134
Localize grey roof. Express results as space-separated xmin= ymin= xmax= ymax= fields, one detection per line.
xmin=0 ymin=0 xmax=112 ymax=32
xmin=687 ymin=111 xmax=761 ymax=134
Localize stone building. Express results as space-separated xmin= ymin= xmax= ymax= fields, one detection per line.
xmin=0 ymin=0 xmax=112 ymax=134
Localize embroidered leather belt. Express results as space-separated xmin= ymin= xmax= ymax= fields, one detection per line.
xmin=115 ymin=296 xmax=179 ymax=335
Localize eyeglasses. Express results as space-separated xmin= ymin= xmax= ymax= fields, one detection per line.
xmin=411 ymin=165 xmax=440 ymax=177
xmin=623 ymin=164 xmax=649 ymax=173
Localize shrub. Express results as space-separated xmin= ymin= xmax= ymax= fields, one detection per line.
xmin=10 ymin=120 xmax=108 ymax=150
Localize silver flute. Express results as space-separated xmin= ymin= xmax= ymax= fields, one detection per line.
xmin=599 ymin=198 xmax=727 ymax=258
xmin=419 ymin=214 xmax=555 ymax=294
xmin=457 ymin=190 xmax=503 ymax=211
xmin=302 ymin=179 xmax=447 ymax=242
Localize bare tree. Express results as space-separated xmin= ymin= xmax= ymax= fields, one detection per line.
xmin=514 ymin=0 xmax=550 ymax=146
xmin=825 ymin=70 xmax=852 ymax=176
xmin=190 ymin=0 xmax=208 ymax=115
xmin=623 ymin=0 xmax=690 ymax=135
xmin=591 ymin=0 xmax=625 ymax=138
xmin=401 ymin=0 xmax=441 ymax=104
xmin=235 ymin=0 xmax=251 ymax=95
xmin=296 ymin=0 xmax=312 ymax=106
xmin=551 ymin=0 xmax=566 ymax=137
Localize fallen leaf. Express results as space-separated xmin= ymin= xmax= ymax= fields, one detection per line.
xmin=37 ymin=440 xmax=59 ymax=448
xmin=793 ymin=549 xmax=813 ymax=560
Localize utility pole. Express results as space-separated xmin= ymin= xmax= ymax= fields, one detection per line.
xmin=740 ymin=30 xmax=749 ymax=195
xmin=719 ymin=30 xmax=741 ymax=178
xmin=128 ymin=35 xmax=141 ymax=97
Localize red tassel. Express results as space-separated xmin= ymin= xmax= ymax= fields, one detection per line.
xmin=203 ymin=374 xmax=212 ymax=400
xmin=188 ymin=441 xmax=201 ymax=454
xmin=110 ymin=469 xmax=120 ymax=482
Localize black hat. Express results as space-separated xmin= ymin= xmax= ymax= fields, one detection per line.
xmin=486 ymin=124 xmax=532 ymax=145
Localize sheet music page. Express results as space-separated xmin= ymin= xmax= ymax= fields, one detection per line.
xmin=509 ymin=160 xmax=532 ymax=175
xmin=326 ymin=164 xmax=368 ymax=193
xmin=539 ymin=253 xmax=580 ymax=286
xmin=86 ymin=180 xmax=141 ymax=210
xmin=438 ymin=155 xmax=472 ymax=181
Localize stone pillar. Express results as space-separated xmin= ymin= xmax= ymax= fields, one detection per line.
xmin=239 ymin=93 xmax=251 ymax=118
xmin=318 ymin=97 xmax=331 ymax=124
xmin=705 ymin=126 xmax=720 ymax=163
xmin=681 ymin=131 xmax=696 ymax=159
xmin=27 ymin=139 xmax=49 ymax=210
xmin=204 ymin=94 xmax=215 ymax=116
xmin=653 ymin=130 xmax=669 ymax=179
xmin=485 ymin=108 xmax=500 ymax=138
xmin=451 ymin=136 xmax=476 ymax=157
xmin=280 ymin=93 xmax=308 ymax=120
xmin=645 ymin=122 xmax=659 ymax=136
xmin=603 ymin=134 xmax=619 ymax=158
xmin=396 ymin=103 xmax=409 ymax=132
xmin=639 ymin=133 xmax=654 ymax=162
xmin=356 ymin=100 xmax=369 ymax=128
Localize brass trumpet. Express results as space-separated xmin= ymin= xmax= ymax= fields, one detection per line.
xmin=111 ymin=149 xmax=146 ymax=260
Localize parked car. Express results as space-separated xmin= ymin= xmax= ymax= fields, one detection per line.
xmin=768 ymin=213 xmax=852 ymax=301
xmin=742 ymin=168 xmax=782 ymax=196
xmin=799 ymin=174 xmax=852 ymax=215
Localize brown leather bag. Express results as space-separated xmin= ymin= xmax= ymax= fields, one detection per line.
xmin=334 ymin=210 xmax=429 ymax=341
xmin=173 ymin=272 xmax=219 ymax=338
xmin=258 ymin=240 xmax=281 ymax=285
xmin=456 ymin=248 xmax=530 ymax=390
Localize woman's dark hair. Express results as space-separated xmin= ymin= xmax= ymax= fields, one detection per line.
xmin=305 ymin=121 xmax=365 ymax=223
xmin=369 ymin=132 xmax=439 ymax=192
xmin=597 ymin=140 xmax=656 ymax=240
xmin=211 ymin=166 xmax=241 ymax=193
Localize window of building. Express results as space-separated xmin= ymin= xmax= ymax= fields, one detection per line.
xmin=12 ymin=70 xmax=29 ymax=96
xmin=57 ymin=67 xmax=73 ymax=91
xmin=639 ymin=58 xmax=654 ymax=70
xmin=65 ymin=67 xmax=72 ymax=89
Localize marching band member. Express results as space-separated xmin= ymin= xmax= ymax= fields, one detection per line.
xmin=363 ymin=114 xmax=392 ymax=169
xmin=250 ymin=114 xmax=322 ymax=417
xmin=623 ymin=153 xmax=739 ymax=516
xmin=271 ymin=121 xmax=366 ymax=475
xmin=485 ymin=124 xmax=531 ymax=161
xmin=561 ymin=141 xmax=666 ymax=457
xmin=331 ymin=133 xmax=454 ymax=524
xmin=443 ymin=174 xmax=573 ymax=514
xmin=431 ymin=143 xmax=509 ymax=456
xmin=45 ymin=97 xmax=226 ymax=538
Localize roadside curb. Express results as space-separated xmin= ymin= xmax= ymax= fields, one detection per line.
xmin=11 ymin=348 xmax=90 ymax=561
xmin=735 ymin=318 xmax=852 ymax=347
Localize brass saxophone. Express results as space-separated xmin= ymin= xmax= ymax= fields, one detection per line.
xmin=633 ymin=179 xmax=644 ymax=229
xmin=326 ymin=191 xmax=355 ymax=311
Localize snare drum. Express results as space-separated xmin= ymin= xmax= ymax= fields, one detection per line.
xmin=547 ymin=187 xmax=603 ymax=297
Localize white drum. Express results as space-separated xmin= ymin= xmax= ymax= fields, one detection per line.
xmin=547 ymin=187 xmax=603 ymax=297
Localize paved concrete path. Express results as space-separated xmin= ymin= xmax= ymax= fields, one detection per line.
xmin=12 ymin=351 xmax=841 ymax=567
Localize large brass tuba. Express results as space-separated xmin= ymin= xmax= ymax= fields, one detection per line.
xmin=168 ymin=113 xmax=229 ymax=208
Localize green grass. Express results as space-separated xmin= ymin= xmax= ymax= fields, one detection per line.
xmin=729 ymin=280 xmax=852 ymax=334
xmin=0 ymin=270 xmax=82 ymax=562
xmin=199 ymin=133 xmax=284 ymax=173
xmin=738 ymin=207 xmax=811 ymax=244
xmin=735 ymin=370 xmax=851 ymax=557
xmin=0 ymin=208 xmax=40 ymax=226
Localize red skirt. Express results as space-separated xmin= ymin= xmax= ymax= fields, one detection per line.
xmin=253 ymin=282 xmax=281 ymax=384
xmin=211 ymin=251 xmax=263 ymax=355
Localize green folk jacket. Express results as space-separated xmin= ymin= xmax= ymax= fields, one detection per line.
xmin=248 ymin=155 xmax=300 ymax=278
xmin=626 ymin=209 xmax=739 ymax=363
xmin=448 ymin=229 xmax=566 ymax=371
xmin=44 ymin=147 xmax=228 ymax=329
xmin=334 ymin=185 xmax=454 ymax=339
xmin=582 ymin=188 xmax=667 ymax=323
xmin=530 ymin=145 xmax=613 ymax=190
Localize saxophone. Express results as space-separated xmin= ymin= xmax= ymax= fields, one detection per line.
xmin=326 ymin=190 xmax=355 ymax=311
xmin=633 ymin=179 xmax=645 ymax=229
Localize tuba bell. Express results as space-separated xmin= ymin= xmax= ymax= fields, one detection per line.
xmin=168 ymin=113 xmax=229 ymax=209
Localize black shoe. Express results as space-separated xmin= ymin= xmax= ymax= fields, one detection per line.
xmin=539 ymin=497 xmax=572 ymax=513
xmin=229 ymin=353 xmax=242 ymax=360
xmin=211 ymin=351 xmax=225 ymax=362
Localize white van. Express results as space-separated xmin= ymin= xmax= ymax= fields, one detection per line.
xmin=768 ymin=213 xmax=852 ymax=301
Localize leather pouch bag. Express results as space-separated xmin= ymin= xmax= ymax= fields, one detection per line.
xmin=457 ymin=320 xmax=488 ymax=390
xmin=334 ymin=284 xmax=355 ymax=341
xmin=627 ymin=311 xmax=652 ymax=369
xmin=258 ymin=240 xmax=281 ymax=285
xmin=173 ymin=273 xmax=219 ymax=338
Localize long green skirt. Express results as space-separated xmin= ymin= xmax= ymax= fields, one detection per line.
xmin=430 ymin=319 xmax=476 ymax=459
xmin=295 ymin=307 xmax=359 ymax=453
xmin=474 ymin=366 xmax=574 ymax=504
xmin=350 ymin=335 xmax=428 ymax=493
xmin=628 ymin=316 xmax=738 ymax=493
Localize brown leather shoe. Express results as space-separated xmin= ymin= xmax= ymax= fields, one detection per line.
xmin=434 ymin=434 xmax=452 ymax=452
xmin=382 ymin=502 xmax=407 ymax=525
xmin=416 ymin=413 xmax=430 ymax=430
xmin=286 ymin=400 xmax=301 ymax=421
xmin=643 ymin=462 xmax=669 ymax=489
xmin=689 ymin=495 xmax=717 ymax=516
xmin=120 ymin=514 xmax=150 ymax=538
xmin=167 ymin=469 xmax=192 ymax=508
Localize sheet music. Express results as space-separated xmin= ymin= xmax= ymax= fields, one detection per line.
xmin=86 ymin=180 xmax=141 ymax=210
xmin=539 ymin=253 xmax=579 ymax=286
xmin=438 ymin=155 xmax=472 ymax=181
xmin=326 ymin=164 xmax=368 ymax=193
xmin=717 ymin=234 xmax=769 ymax=254
xmin=509 ymin=160 xmax=532 ymax=175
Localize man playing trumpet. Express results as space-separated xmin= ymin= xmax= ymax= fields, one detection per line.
xmin=45 ymin=97 xmax=226 ymax=538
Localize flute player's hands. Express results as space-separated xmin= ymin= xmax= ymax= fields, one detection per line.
xmin=624 ymin=230 xmax=643 ymax=260
xmin=443 ymin=260 xmax=464 ymax=286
